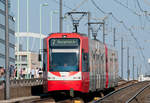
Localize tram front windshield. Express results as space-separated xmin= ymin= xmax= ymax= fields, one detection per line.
xmin=49 ymin=38 xmax=80 ymax=72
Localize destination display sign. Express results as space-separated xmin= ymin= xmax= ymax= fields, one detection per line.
xmin=50 ymin=38 xmax=80 ymax=47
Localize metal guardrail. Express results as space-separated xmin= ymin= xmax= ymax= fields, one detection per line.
xmin=10 ymin=78 xmax=43 ymax=87
xmin=0 ymin=78 xmax=43 ymax=89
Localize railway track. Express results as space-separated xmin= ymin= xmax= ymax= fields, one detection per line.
xmin=115 ymin=80 xmax=138 ymax=90
xmin=16 ymin=80 xmax=138 ymax=103
xmin=26 ymin=97 xmax=84 ymax=103
xmin=93 ymin=81 xmax=150 ymax=103
xmin=126 ymin=82 xmax=150 ymax=103
xmin=29 ymin=80 xmax=136 ymax=103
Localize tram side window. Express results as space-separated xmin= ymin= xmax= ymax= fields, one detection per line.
xmin=82 ymin=53 xmax=89 ymax=72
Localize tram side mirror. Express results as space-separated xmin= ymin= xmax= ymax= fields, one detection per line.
xmin=38 ymin=54 xmax=42 ymax=61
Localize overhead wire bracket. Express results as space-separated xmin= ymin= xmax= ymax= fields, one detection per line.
xmin=66 ymin=12 xmax=88 ymax=33
xmin=88 ymin=22 xmax=104 ymax=40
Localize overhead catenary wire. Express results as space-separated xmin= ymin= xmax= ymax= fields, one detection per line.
xmin=113 ymin=0 xmax=141 ymax=16
xmin=121 ymin=21 xmax=147 ymax=69
xmin=91 ymin=0 xmax=106 ymax=14
xmin=91 ymin=0 xmax=147 ymax=70
xmin=136 ymin=0 xmax=145 ymax=12
xmin=138 ymin=15 xmax=145 ymax=30
xmin=136 ymin=0 xmax=150 ymax=30
xmin=72 ymin=0 xmax=89 ymax=11
xmin=52 ymin=0 xmax=89 ymax=13
xmin=114 ymin=0 xmax=150 ymax=25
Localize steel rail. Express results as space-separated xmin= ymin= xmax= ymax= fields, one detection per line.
xmin=93 ymin=81 xmax=147 ymax=103
xmin=125 ymin=83 xmax=150 ymax=103
xmin=31 ymin=96 xmax=82 ymax=103
xmin=30 ymin=97 xmax=54 ymax=103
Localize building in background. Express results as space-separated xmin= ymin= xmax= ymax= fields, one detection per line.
xmin=15 ymin=51 xmax=40 ymax=76
xmin=15 ymin=32 xmax=46 ymax=78
xmin=0 ymin=0 xmax=15 ymax=67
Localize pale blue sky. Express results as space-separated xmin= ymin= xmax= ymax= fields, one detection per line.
xmin=10 ymin=0 xmax=150 ymax=79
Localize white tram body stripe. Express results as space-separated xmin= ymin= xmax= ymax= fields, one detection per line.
xmin=48 ymin=72 xmax=82 ymax=80
xmin=52 ymin=49 xmax=79 ymax=53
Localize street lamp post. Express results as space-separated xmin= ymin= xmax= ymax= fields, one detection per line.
xmin=50 ymin=10 xmax=58 ymax=33
xmin=27 ymin=0 xmax=29 ymax=51
xmin=17 ymin=0 xmax=20 ymax=79
xmin=40 ymin=3 xmax=48 ymax=68
xmin=26 ymin=0 xmax=29 ymax=79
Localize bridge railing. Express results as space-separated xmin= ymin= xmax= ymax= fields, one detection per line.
xmin=0 ymin=78 xmax=43 ymax=89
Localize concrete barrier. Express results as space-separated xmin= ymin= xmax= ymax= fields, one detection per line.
xmin=0 ymin=79 xmax=43 ymax=100
xmin=0 ymin=85 xmax=32 ymax=100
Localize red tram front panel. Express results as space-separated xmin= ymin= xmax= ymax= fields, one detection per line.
xmin=44 ymin=33 xmax=90 ymax=93
xmin=43 ymin=33 xmax=119 ymax=94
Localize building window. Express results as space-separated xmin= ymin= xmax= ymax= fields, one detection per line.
xmin=0 ymin=1 xmax=5 ymax=11
xmin=21 ymin=55 xmax=27 ymax=62
xmin=0 ymin=58 xmax=5 ymax=67
xmin=9 ymin=19 xmax=15 ymax=31
xmin=0 ymin=28 xmax=5 ymax=40
xmin=9 ymin=33 xmax=15 ymax=44
xmin=15 ymin=55 xmax=17 ymax=61
xmin=9 ymin=47 xmax=15 ymax=59
xmin=0 ymin=43 xmax=5 ymax=55
xmin=0 ymin=13 xmax=5 ymax=25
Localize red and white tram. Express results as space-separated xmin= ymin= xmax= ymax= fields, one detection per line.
xmin=42 ymin=33 xmax=119 ymax=94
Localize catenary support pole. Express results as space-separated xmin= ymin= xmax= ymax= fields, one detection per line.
xmin=121 ymin=37 xmax=124 ymax=79
xmin=103 ymin=19 xmax=105 ymax=44
xmin=88 ymin=12 xmax=91 ymax=38
xmin=133 ymin=56 xmax=135 ymax=80
xmin=127 ymin=47 xmax=130 ymax=81
xmin=59 ymin=0 xmax=63 ymax=32
xmin=113 ymin=28 xmax=116 ymax=47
